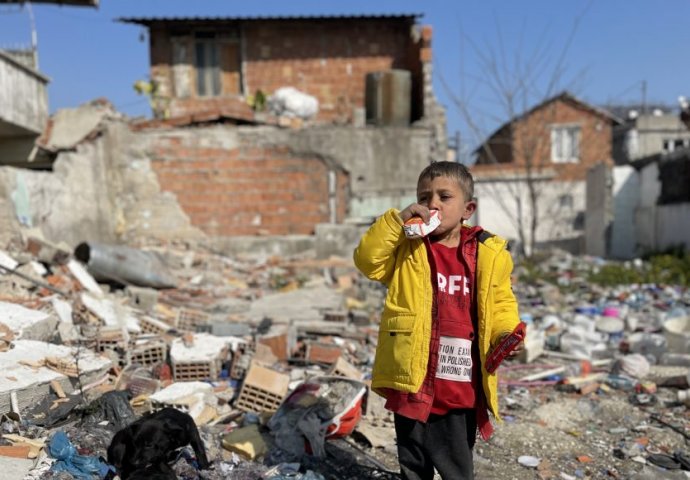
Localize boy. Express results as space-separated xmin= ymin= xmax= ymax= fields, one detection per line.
xmin=353 ymin=161 xmax=522 ymax=480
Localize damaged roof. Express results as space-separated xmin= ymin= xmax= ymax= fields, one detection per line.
xmin=118 ymin=13 xmax=422 ymax=26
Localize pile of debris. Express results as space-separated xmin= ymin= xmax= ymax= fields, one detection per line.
xmin=0 ymin=234 xmax=395 ymax=479
xmin=482 ymin=250 xmax=690 ymax=479
xmin=0 ymin=236 xmax=688 ymax=479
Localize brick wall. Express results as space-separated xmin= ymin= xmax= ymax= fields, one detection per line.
xmin=149 ymin=132 xmax=349 ymax=236
xmin=475 ymin=97 xmax=613 ymax=181
xmin=513 ymin=98 xmax=613 ymax=181
xmin=147 ymin=18 xmax=426 ymax=124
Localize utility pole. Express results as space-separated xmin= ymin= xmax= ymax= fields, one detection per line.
xmin=641 ymin=80 xmax=647 ymax=115
xmin=26 ymin=2 xmax=38 ymax=69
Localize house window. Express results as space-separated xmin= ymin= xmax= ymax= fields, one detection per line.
xmin=195 ymin=33 xmax=221 ymax=97
xmin=663 ymin=138 xmax=690 ymax=153
xmin=551 ymin=125 xmax=581 ymax=163
xmin=559 ymin=194 xmax=573 ymax=209
xmin=194 ymin=31 xmax=242 ymax=97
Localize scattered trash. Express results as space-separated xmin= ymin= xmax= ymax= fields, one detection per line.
xmin=47 ymin=431 xmax=113 ymax=479
xmin=0 ymin=237 xmax=688 ymax=478
xmin=268 ymin=87 xmax=319 ymax=120
xmin=518 ymin=455 xmax=540 ymax=468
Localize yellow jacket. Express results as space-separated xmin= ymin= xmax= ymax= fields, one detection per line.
xmin=353 ymin=209 xmax=520 ymax=420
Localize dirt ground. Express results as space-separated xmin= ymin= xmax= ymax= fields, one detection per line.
xmin=332 ymin=365 xmax=690 ymax=480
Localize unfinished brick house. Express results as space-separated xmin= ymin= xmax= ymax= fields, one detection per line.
xmin=119 ymin=14 xmax=432 ymax=125
xmin=108 ymin=14 xmax=445 ymax=242
xmin=470 ymin=92 xmax=621 ymax=254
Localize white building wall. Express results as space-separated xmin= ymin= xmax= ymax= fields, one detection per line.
xmin=610 ymin=166 xmax=639 ymax=259
xmin=474 ymin=178 xmax=585 ymax=253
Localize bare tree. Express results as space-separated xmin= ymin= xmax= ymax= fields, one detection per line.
xmin=441 ymin=7 xmax=597 ymax=256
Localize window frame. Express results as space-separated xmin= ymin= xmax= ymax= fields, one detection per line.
xmin=550 ymin=124 xmax=581 ymax=163
xmin=194 ymin=34 xmax=221 ymax=97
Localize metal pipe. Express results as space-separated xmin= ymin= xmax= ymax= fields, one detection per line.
xmin=74 ymin=242 xmax=177 ymax=289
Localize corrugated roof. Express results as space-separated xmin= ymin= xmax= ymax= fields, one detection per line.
xmin=118 ymin=13 xmax=422 ymax=26
xmin=0 ymin=0 xmax=98 ymax=6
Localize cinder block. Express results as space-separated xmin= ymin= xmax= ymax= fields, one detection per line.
xmin=139 ymin=316 xmax=172 ymax=336
xmin=328 ymin=356 xmax=362 ymax=380
xmin=234 ymin=361 xmax=289 ymax=413
xmin=306 ymin=342 xmax=343 ymax=365
xmin=170 ymin=333 xmax=229 ymax=382
xmin=172 ymin=360 xmax=223 ymax=382
xmin=176 ymin=308 xmax=210 ymax=332
xmin=93 ymin=328 xmax=136 ymax=365
xmin=131 ymin=340 xmax=167 ymax=367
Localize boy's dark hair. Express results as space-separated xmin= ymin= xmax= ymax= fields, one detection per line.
xmin=418 ymin=161 xmax=474 ymax=200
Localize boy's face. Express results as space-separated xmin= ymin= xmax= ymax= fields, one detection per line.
xmin=417 ymin=176 xmax=476 ymax=237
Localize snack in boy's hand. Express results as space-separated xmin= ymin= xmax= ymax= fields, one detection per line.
xmin=485 ymin=322 xmax=526 ymax=374
xmin=403 ymin=210 xmax=441 ymax=238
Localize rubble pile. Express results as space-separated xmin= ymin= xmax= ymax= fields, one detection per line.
xmin=0 ymin=238 xmax=687 ymax=479
xmin=0 ymin=235 xmax=394 ymax=479
xmin=480 ymin=250 xmax=690 ymax=479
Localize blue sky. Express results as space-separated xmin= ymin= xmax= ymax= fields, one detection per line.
xmin=1 ymin=0 xmax=688 ymax=154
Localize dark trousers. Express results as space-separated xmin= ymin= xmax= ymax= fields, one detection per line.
xmin=394 ymin=409 xmax=477 ymax=480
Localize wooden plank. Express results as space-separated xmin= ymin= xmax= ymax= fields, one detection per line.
xmin=50 ymin=380 xmax=66 ymax=398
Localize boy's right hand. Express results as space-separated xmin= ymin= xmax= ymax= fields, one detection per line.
xmin=399 ymin=203 xmax=431 ymax=224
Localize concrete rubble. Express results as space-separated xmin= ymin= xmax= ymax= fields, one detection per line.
xmin=0 ymin=236 xmax=686 ymax=479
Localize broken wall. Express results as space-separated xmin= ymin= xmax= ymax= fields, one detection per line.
xmin=635 ymin=161 xmax=690 ymax=253
xmin=143 ymin=126 xmax=350 ymax=236
xmin=585 ymin=163 xmax=612 ymax=258
xmin=1 ymin=115 xmax=440 ymax=253
xmin=283 ymin=126 xmax=439 ymax=219
xmin=0 ymin=120 xmax=203 ymax=248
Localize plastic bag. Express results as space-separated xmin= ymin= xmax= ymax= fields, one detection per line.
xmin=48 ymin=431 xmax=111 ymax=480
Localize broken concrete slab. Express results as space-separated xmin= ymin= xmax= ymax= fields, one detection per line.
xmin=81 ymin=292 xmax=141 ymax=333
xmin=0 ymin=301 xmax=57 ymax=342
xmin=0 ymin=456 xmax=34 ymax=480
xmin=247 ymin=285 xmax=344 ymax=324
xmin=0 ymin=339 xmax=111 ymax=414
xmin=36 ymin=100 xmax=117 ymax=152
xmin=149 ymin=381 xmax=218 ymax=424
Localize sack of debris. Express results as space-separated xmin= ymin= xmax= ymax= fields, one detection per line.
xmin=268 ymin=87 xmax=319 ymax=119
